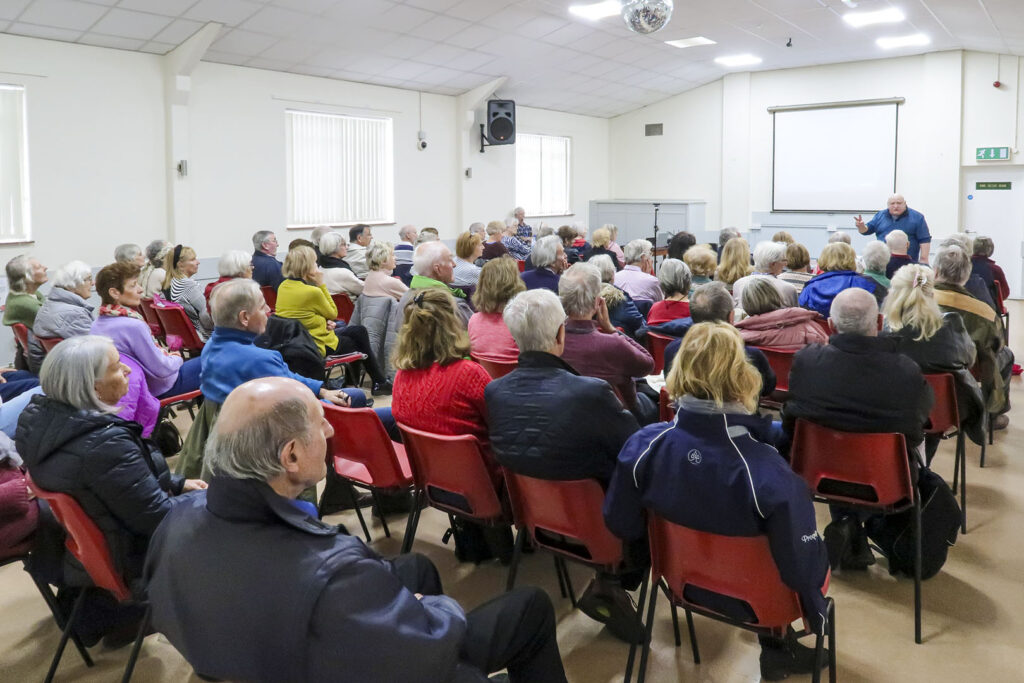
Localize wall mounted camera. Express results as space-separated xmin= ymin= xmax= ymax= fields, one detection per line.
xmin=417 ymin=130 xmax=427 ymax=151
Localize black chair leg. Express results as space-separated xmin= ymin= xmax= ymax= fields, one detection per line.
xmin=959 ymin=431 xmax=967 ymax=534
xmin=400 ymin=489 xmax=423 ymax=553
xmin=914 ymin=487 xmax=923 ymax=644
xmin=988 ymin=413 xmax=994 ymax=445
xmin=45 ymin=587 xmax=88 ymax=683
xmin=670 ymin=603 xmax=681 ymax=647
xmin=369 ymin=490 xmax=390 ymax=538
xmin=637 ymin=579 xmax=660 ymax=683
xmin=828 ymin=598 xmax=837 ymax=683
xmin=552 ymin=556 xmax=568 ymax=599
xmin=30 ymin=575 xmax=93 ymax=667
xmin=350 ymin=485 xmax=372 ymax=543
xmin=559 ymin=558 xmax=576 ymax=607
xmin=506 ymin=529 xmax=525 ymax=592
xmin=685 ymin=608 xmax=700 ymax=664
xmin=120 ymin=605 xmax=151 ymax=683
xmin=623 ymin=572 xmax=650 ymax=683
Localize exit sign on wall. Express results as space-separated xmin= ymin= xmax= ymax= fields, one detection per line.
xmin=976 ymin=147 xmax=1010 ymax=161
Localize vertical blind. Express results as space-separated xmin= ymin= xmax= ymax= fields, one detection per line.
xmin=0 ymin=85 xmax=30 ymax=243
xmin=286 ymin=110 xmax=394 ymax=226
xmin=516 ymin=133 xmax=571 ymax=216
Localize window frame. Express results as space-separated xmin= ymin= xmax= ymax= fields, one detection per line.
xmin=0 ymin=84 xmax=32 ymax=245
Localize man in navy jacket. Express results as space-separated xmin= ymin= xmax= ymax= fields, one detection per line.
xmin=145 ymin=377 xmax=567 ymax=683
xmin=251 ymin=229 xmax=283 ymax=289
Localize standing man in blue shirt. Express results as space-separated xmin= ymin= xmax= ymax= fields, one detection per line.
xmin=855 ymin=194 xmax=931 ymax=264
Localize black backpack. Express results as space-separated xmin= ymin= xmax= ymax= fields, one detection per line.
xmin=865 ymin=467 xmax=960 ymax=580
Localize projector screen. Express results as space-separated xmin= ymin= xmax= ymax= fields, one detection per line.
xmin=772 ymin=102 xmax=898 ymax=213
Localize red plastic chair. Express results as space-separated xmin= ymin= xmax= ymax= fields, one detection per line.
xmin=396 ymin=422 xmax=509 ymax=554
xmin=471 ymin=355 xmax=517 ymax=379
xmin=324 ymin=351 xmax=367 ymax=384
xmin=923 ymin=374 xmax=967 ymax=533
xmin=37 ymin=336 xmax=64 ymax=353
xmin=753 ymin=346 xmax=798 ymax=410
xmin=658 ymin=387 xmax=675 ymax=422
xmin=993 ymin=279 xmax=1009 ymax=343
xmin=813 ymin=318 xmax=832 ymax=339
xmin=331 ymin=293 xmax=355 ymax=324
xmin=517 ymin=260 xmax=526 ymax=273
xmin=25 ymin=474 xmax=151 ymax=683
xmin=158 ymin=388 xmax=203 ymax=422
xmin=634 ymin=515 xmax=836 ymax=683
xmin=322 ymin=405 xmax=414 ymax=542
xmin=789 ymin=419 xmax=923 ymax=643
xmin=644 ymin=331 xmax=674 ymax=375
xmin=138 ymin=298 xmax=165 ymax=341
xmin=260 ymin=286 xmax=277 ymax=313
xmin=151 ymin=300 xmax=205 ymax=356
xmin=11 ymin=322 xmax=31 ymax=355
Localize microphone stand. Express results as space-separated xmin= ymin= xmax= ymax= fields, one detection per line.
xmin=651 ymin=203 xmax=661 ymax=274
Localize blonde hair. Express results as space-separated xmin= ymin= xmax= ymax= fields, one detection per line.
xmin=818 ymin=242 xmax=856 ymax=272
xmin=715 ymin=238 xmax=752 ymax=286
xmin=786 ymin=242 xmax=810 ymax=270
xmin=666 ymin=322 xmax=760 ymax=413
xmin=162 ymin=245 xmax=197 ymax=290
xmin=282 ymin=246 xmax=317 ymax=281
xmin=883 ymin=264 xmax=943 ymax=341
xmin=771 ymin=231 xmax=794 ymax=245
xmin=683 ymin=246 xmax=716 ymax=278
xmin=392 ymin=288 xmax=471 ymax=369
xmin=472 ymin=257 xmax=525 ymax=314
xmin=367 ymin=241 xmax=395 ymax=272
xmin=456 ymin=232 xmax=482 ymax=260
xmin=591 ymin=228 xmax=612 ymax=248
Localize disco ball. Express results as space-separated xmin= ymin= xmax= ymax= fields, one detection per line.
xmin=621 ymin=0 xmax=674 ymax=35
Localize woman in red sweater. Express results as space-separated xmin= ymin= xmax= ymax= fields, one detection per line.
xmin=646 ymin=258 xmax=692 ymax=326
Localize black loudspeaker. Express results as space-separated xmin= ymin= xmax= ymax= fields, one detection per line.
xmin=486 ymin=100 xmax=516 ymax=145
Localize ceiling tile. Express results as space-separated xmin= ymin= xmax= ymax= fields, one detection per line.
xmin=268 ymin=0 xmax=339 ymax=13
xmin=445 ymin=23 xmax=501 ymax=49
xmin=322 ymin=0 xmax=397 ymax=22
xmin=343 ymin=55 xmax=405 ymax=75
xmin=303 ymin=45 xmax=360 ymax=68
xmin=7 ymin=21 xmax=84 ymax=41
xmin=0 ymin=0 xmax=31 ymax=22
xmin=514 ymin=15 xmax=568 ymax=39
xmin=380 ymin=60 xmax=433 ymax=80
xmin=78 ymin=32 xmax=146 ymax=50
xmin=212 ymin=28 xmax=279 ymax=55
xmin=291 ymin=64 xmax=337 ymax=78
xmin=139 ymin=40 xmax=176 ymax=54
xmin=89 ymin=8 xmax=171 ymax=40
xmin=202 ymin=48 xmax=251 ymax=65
xmin=241 ymin=6 xmax=313 ymax=37
xmin=185 ymin=0 xmax=264 ymax=27
xmin=479 ymin=5 xmax=537 ymax=31
xmin=410 ymin=14 xmax=471 ymax=41
xmin=366 ymin=4 xmax=436 ymax=33
xmin=19 ymin=0 xmax=108 ymax=31
xmin=246 ymin=56 xmax=300 ymax=70
xmin=440 ymin=50 xmax=495 ymax=72
xmin=443 ymin=0 xmax=510 ymax=24
xmin=404 ymin=0 xmax=464 ymax=11
xmin=152 ymin=18 xmax=206 ymax=45
xmin=259 ymin=38 xmax=319 ymax=62
xmin=117 ymin=0 xmax=198 ymax=16
xmin=414 ymin=42 xmax=469 ymax=66
xmin=414 ymin=64 xmax=465 ymax=85
xmin=375 ymin=34 xmax=435 ymax=59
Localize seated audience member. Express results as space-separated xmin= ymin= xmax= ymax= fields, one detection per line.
xmin=798 ymin=242 xmax=879 ymax=317
xmin=683 ymin=245 xmax=716 ymax=293
xmin=393 ymin=223 xmax=417 ymax=280
xmin=18 ymin=336 xmax=205 ymax=643
xmin=501 ymin=221 xmax=531 ymax=261
xmin=771 ymin=230 xmax=795 ymax=245
xmin=512 ymin=206 xmax=533 ymax=244
xmin=468 ymin=258 xmax=526 ymax=363
xmin=592 ymin=254 xmax=645 ymax=338
xmin=289 ymin=238 xmax=316 ymax=251
xmin=452 ymin=232 xmax=484 ymax=288
xmin=92 ymin=262 xmax=202 ymax=398
xmin=828 ymin=232 xmax=851 ymax=245
xmin=390 ymin=241 xmax=473 ymax=337
xmin=346 ymin=224 xmax=374 ymax=278
xmin=971 ymin=235 xmax=1009 ymax=304
xmin=582 ymin=227 xmax=622 ymax=270
xmin=716 ymin=227 xmax=742 ymax=261
xmin=557 ymin=226 xmax=581 ymax=265
xmin=203 ymin=250 xmax=253 ymax=307
xmin=521 ymin=235 xmax=567 ymax=293
xmin=0 ymin=430 xmax=40 ymax=556
xmin=646 ymin=259 xmax=692 ymax=325
xmin=605 ymin=224 xmax=625 ymax=267
xmin=487 ymin=288 xmax=644 ymax=643
xmin=144 ymin=376 xmax=567 ymax=683
xmin=732 ymin=241 xmax=799 ymax=310
xmin=559 ymin=263 xmax=656 ymax=422
xmin=275 ymin=246 xmax=391 ymax=395
xmin=603 ymin=322 xmax=829 ymax=681
xmin=783 ymin=288 xmax=933 ymax=570
xmin=420 ymin=227 xmax=440 ymax=240
xmin=317 ymin=232 xmax=364 ymax=299
xmin=481 ymin=220 xmax=509 ymax=261
xmin=932 ymin=245 xmax=1013 ymax=429
xmin=939 ymin=234 xmax=997 ymax=311
xmin=571 ymin=222 xmax=590 ymax=252
xmin=114 ymin=244 xmax=145 ymax=268
xmin=666 ymin=230 xmax=696 ymax=261
xmin=614 ymin=239 xmax=662 ymax=303
xmin=32 ymin=260 xmax=95 ymax=368
xmin=735 ymin=278 xmax=828 ymax=351
xmin=861 ymin=240 xmax=891 ymax=296
xmin=251 ymin=230 xmax=283 ymax=289
xmin=469 ymin=221 xmax=487 ymax=241
xmin=362 ymin=241 xmax=408 ymax=300
xmin=885 ymin=229 xmax=915 ymax=280
xmin=778 ymin=242 xmax=814 ymax=293
xmin=3 ymin=255 xmax=48 ymax=332
xmin=714 ymin=237 xmax=752 ymax=293
xmin=663 ymin=283 xmax=776 ymax=398
xmin=140 ymin=240 xmax=171 ymax=298
xmin=163 ymin=244 xmax=214 ymax=341
xmin=884 ymin=264 xmax=984 ymax=459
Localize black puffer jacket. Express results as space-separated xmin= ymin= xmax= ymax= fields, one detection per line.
xmin=16 ymin=395 xmax=185 ymax=586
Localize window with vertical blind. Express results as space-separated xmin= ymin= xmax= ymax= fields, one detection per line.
xmin=0 ymin=85 xmax=31 ymax=243
xmin=285 ymin=109 xmax=394 ymax=227
xmin=516 ymin=133 xmax=571 ymax=216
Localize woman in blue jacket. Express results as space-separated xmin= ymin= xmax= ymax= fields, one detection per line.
xmin=603 ymin=322 xmax=830 ymax=681
xmin=799 ymin=241 xmax=879 ymax=317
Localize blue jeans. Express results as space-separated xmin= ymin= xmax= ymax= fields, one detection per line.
xmin=0 ymin=370 xmax=40 ymax=403
xmin=157 ymin=357 xmax=203 ymax=399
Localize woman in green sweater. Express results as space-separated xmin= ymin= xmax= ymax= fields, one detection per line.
xmin=3 ymin=255 xmax=48 ymax=327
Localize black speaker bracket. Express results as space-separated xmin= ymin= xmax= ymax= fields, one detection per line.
xmin=479 ymin=123 xmax=490 ymax=153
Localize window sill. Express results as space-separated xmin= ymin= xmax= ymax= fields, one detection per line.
xmin=0 ymin=240 xmax=35 ymax=247
xmin=287 ymin=221 xmax=395 ymax=230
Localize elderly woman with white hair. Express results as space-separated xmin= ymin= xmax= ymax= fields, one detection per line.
xmin=522 ymin=235 xmax=567 ymax=292
xmin=114 ymin=244 xmax=145 ymax=268
xmin=16 ymin=336 xmax=205 ymax=642
xmin=31 ymin=260 xmax=96 ymax=367
xmin=3 ymin=254 xmax=48 ymax=329
xmin=203 ymin=250 xmax=254 ymax=308
xmin=613 ymin=239 xmax=662 ymax=304
xmin=938 ymin=235 xmax=996 ymax=311
xmin=317 ymin=232 xmax=364 ymax=300
xmin=731 ymin=241 xmax=799 ymax=312
xmin=646 ymin=259 xmax=692 ymax=325
xmin=592 ymin=254 xmax=645 ymax=338
xmin=362 ymin=241 xmax=408 ymax=300
xmin=861 ymin=240 xmax=891 ymax=294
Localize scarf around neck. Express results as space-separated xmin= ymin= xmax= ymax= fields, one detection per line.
xmin=98 ymin=303 xmax=144 ymax=321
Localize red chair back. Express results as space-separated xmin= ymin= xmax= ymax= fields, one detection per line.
xmin=261 ymin=286 xmax=277 ymax=313
xmin=923 ymin=373 xmax=959 ymax=435
xmin=25 ymin=474 xmax=132 ymax=603
xmin=992 ymin=279 xmax=1008 ymax=315
xmin=790 ymin=419 xmax=913 ymax=510
xmin=645 ymin=331 xmax=674 ymax=375
xmin=396 ymin=422 xmax=505 ymax=521
xmin=648 ymin=514 xmax=806 ymax=632
xmin=10 ymin=323 xmax=30 ymax=352
xmin=152 ymin=299 xmax=205 ymax=354
xmin=755 ymin=347 xmax=798 ymax=393
xmin=812 ymin=318 xmax=832 ymax=338
xmin=331 ymin=293 xmax=354 ymax=324
xmin=472 ymin=355 xmax=517 ymax=379
xmin=159 ymin=389 xmax=202 ymax=409
xmin=324 ymin=405 xmax=412 ymax=490
xmin=504 ymin=472 xmax=623 ymax=567
xmin=658 ymin=387 xmax=675 ymax=422
xmin=139 ymin=298 xmax=165 ymax=339
xmin=517 ymin=260 xmax=526 ymax=273
xmin=37 ymin=336 xmax=63 ymax=353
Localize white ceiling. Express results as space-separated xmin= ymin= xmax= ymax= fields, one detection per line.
xmin=2 ymin=0 xmax=1023 ymax=118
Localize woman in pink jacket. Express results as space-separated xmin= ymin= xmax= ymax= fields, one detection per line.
xmin=735 ymin=277 xmax=829 ymax=350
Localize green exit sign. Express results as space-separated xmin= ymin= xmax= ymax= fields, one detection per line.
xmin=976 ymin=182 xmax=1012 ymax=190
xmin=977 ymin=147 xmax=1010 ymax=161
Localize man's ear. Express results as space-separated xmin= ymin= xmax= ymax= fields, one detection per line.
xmin=828 ymin=318 xmax=837 ymax=334
xmin=279 ymin=440 xmax=301 ymax=474
xmin=238 ymin=309 xmax=250 ymax=329
xmin=556 ymin=323 xmax=566 ymax=346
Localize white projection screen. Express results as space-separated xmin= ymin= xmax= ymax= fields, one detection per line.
xmin=772 ymin=101 xmax=899 ymax=212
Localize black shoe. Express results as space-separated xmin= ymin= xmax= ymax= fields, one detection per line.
xmin=372 ymin=380 xmax=393 ymax=397
xmin=823 ymin=518 xmax=852 ymax=570
xmin=843 ymin=528 xmax=876 ymax=570
xmin=759 ymin=632 xmax=828 ymax=681
xmin=578 ymin=579 xmax=644 ymax=644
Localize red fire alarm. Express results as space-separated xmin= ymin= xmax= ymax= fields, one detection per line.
xmin=994 ymin=81 xmax=1002 ymax=88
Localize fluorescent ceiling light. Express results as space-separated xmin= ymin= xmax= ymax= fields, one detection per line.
xmin=715 ymin=54 xmax=762 ymax=67
xmin=665 ymin=36 xmax=716 ymax=49
xmin=843 ymin=8 xmax=905 ymax=28
xmin=569 ymin=1 xmax=621 ymax=21
xmin=876 ymin=33 xmax=930 ymax=49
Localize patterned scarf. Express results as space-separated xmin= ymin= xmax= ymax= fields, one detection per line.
xmin=98 ymin=303 xmax=145 ymax=321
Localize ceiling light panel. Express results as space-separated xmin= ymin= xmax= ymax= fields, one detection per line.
xmin=714 ymin=54 xmax=762 ymax=67
xmin=664 ymin=36 xmax=715 ymax=48
xmin=843 ymin=8 xmax=905 ymax=28
xmin=568 ymin=1 xmax=621 ymax=21
xmin=876 ymin=33 xmax=930 ymax=49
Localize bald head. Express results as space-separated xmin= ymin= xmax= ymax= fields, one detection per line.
xmin=829 ymin=288 xmax=878 ymax=336
xmin=887 ymin=194 xmax=907 ymax=218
